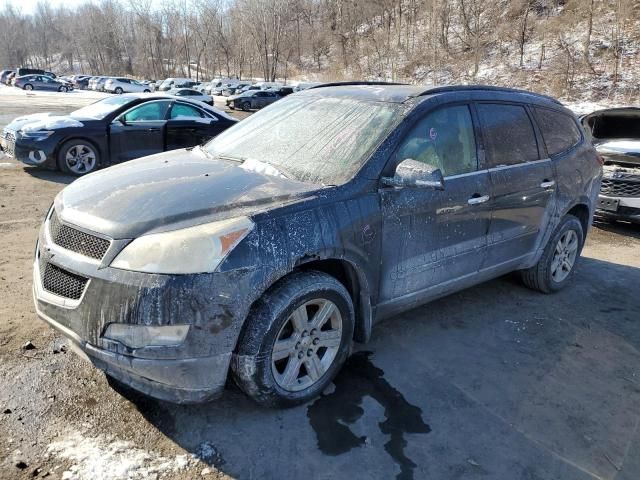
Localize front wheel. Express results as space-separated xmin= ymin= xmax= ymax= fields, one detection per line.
xmin=58 ymin=86 xmax=68 ymax=92
xmin=143 ymin=89 xmax=150 ymax=93
xmin=57 ymin=139 xmax=99 ymax=176
xmin=241 ymin=102 xmax=251 ymax=111
xmin=232 ymin=271 xmax=354 ymax=408
xmin=521 ymin=214 xmax=584 ymax=293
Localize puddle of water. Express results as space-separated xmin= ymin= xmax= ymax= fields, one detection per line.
xmin=307 ymin=351 xmax=431 ymax=480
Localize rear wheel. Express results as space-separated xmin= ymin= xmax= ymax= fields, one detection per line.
xmin=115 ymin=87 xmax=123 ymax=94
xmin=57 ymin=139 xmax=99 ymax=176
xmin=24 ymin=84 xmax=33 ymax=91
xmin=143 ymin=89 xmax=150 ymax=93
xmin=232 ymin=271 xmax=354 ymax=407
xmin=521 ymin=214 xmax=584 ymax=293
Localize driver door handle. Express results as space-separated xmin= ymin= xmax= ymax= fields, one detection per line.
xmin=468 ymin=194 xmax=490 ymax=205
xmin=540 ymin=180 xmax=556 ymax=189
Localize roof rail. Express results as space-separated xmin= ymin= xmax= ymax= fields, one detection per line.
xmin=413 ymin=85 xmax=562 ymax=105
xmin=308 ymin=81 xmax=408 ymax=89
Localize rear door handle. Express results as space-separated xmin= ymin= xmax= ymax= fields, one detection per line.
xmin=468 ymin=194 xmax=490 ymax=205
xmin=540 ymin=180 xmax=556 ymax=189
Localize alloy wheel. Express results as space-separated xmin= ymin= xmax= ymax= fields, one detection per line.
xmin=271 ymin=299 xmax=342 ymax=392
xmin=65 ymin=144 xmax=97 ymax=174
xmin=550 ymin=229 xmax=579 ymax=282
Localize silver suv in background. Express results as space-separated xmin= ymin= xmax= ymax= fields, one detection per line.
xmin=582 ymin=108 xmax=640 ymax=223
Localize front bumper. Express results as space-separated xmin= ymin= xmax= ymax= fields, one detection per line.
xmin=35 ymin=298 xmax=231 ymax=403
xmin=33 ymin=209 xmax=259 ymax=403
xmin=1 ymin=129 xmax=57 ymax=168
xmin=596 ymin=194 xmax=640 ymax=223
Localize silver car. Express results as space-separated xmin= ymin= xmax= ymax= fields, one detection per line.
xmin=14 ymin=75 xmax=72 ymax=92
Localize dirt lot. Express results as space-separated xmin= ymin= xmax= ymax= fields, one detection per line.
xmin=1 ymin=88 xmax=639 ymax=480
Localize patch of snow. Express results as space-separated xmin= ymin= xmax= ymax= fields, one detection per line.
xmin=47 ymin=430 xmax=201 ymax=480
xmin=21 ymin=115 xmax=84 ymax=131
xmin=240 ymin=157 xmax=286 ymax=178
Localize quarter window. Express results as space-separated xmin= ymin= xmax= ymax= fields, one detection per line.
xmin=394 ymin=105 xmax=478 ymax=177
xmin=122 ymin=101 xmax=171 ymax=122
xmin=533 ymin=107 xmax=582 ymax=156
xmin=477 ymin=104 xmax=539 ymax=166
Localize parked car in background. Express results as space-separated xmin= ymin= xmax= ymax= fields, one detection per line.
xmin=222 ymin=83 xmax=250 ymax=96
xmin=582 ymin=107 xmax=640 ymax=223
xmin=16 ymin=67 xmax=55 ymax=78
xmin=14 ymin=75 xmax=73 ymax=92
xmin=31 ymin=84 xmax=601 ymax=407
xmin=194 ymin=82 xmax=210 ymax=92
xmin=227 ymin=90 xmax=279 ymax=111
xmin=157 ymin=78 xmax=198 ymax=91
xmin=73 ymin=76 xmax=92 ymax=90
xmin=0 ymin=70 xmax=13 ymax=84
xmin=0 ymin=93 xmax=236 ymax=175
xmin=237 ymin=85 xmax=261 ymax=94
xmin=89 ymin=76 xmax=110 ymax=91
xmin=167 ymin=88 xmax=213 ymax=105
xmin=266 ymin=86 xmax=294 ymax=97
xmin=105 ymin=77 xmax=152 ymax=94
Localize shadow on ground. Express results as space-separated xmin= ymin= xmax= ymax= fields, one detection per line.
xmin=23 ymin=166 xmax=75 ymax=185
xmin=115 ymin=257 xmax=640 ymax=480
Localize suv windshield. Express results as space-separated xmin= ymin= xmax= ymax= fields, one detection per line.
xmin=70 ymin=96 xmax=134 ymax=119
xmin=204 ymin=96 xmax=401 ymax=185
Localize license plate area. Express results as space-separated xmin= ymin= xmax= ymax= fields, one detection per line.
xmin=598 ymin=197 xmax=619 ymax=212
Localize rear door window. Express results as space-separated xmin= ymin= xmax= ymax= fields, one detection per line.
xmin=170 ymin=103 xmax=207 ymax=119
xmin=477 ymin=103 xmax=540 ymax=167
xmin=533 ymin=108 xmax=582 ymax=156
xmin=394 ymin=105 xmax=478 ymax=177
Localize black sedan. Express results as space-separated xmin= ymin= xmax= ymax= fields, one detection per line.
xmin=0 ymin=94 xmax=237 ymax=175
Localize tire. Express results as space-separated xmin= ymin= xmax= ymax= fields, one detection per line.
xmin=115 ymin=87 xmax=123 ymax=94
xmin=521 ymin=214 xmax=584 ymax=293
xmin=24 ymin=84 xmax=33 ymax=91
xmin=143 ymin=89 xmax=150 ymax=93
xmin=241 ymin=102 xmax=251 ymax=112
xmin=232 ymin=271 xmax=355 ymax=408
xmin=57 ymin=139 xmax=99 ymax=176
xmin=58 ymin=86 xmax=67 ymax=92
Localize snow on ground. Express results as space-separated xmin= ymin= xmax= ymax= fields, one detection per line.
xmin=46 ymin=430 xmax=217 ymax=480
xmin=0 ymin=84 xmax=109 ymax=100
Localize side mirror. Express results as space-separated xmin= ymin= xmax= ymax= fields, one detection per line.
xmin=115 ymin=116 xmax=127 ymax=126
xmin=382 ymin=159 xmax=445 ymax=190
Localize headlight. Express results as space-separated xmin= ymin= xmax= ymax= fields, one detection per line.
xmin=103 ymin=324 xmax=190 ymax=349
xmin=111 ymin=216 xmax=254 ymax=274
xmin=19 ymin=130 xmax=55 ymax=141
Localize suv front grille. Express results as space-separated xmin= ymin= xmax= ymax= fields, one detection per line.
xmin=41 ymin=261 xmax=88 ymax=300
xmin=601 ymin=178 xmax=640 ymax=198
xmin=49 ymin=210 xmax=110 ymax=260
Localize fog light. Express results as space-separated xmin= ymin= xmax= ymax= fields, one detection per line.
xmin=103 ymin=324 xmax=190 ymax=349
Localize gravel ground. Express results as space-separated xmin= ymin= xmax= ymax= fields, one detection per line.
xmin=0 ymin=87 xmax=639 ymax=480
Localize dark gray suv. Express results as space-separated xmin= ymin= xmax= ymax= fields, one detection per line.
xmin=33 ymin=84 xmax=601 ymax=406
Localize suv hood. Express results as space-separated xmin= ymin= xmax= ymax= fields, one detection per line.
xmin=55 ymin=148 xmax=320 ymax=239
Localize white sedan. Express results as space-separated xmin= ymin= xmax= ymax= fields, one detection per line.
xmin=105 ymin=78 xmax=152 ymax=94
xmin=167 ymin=88 xmax=214 ymax=105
